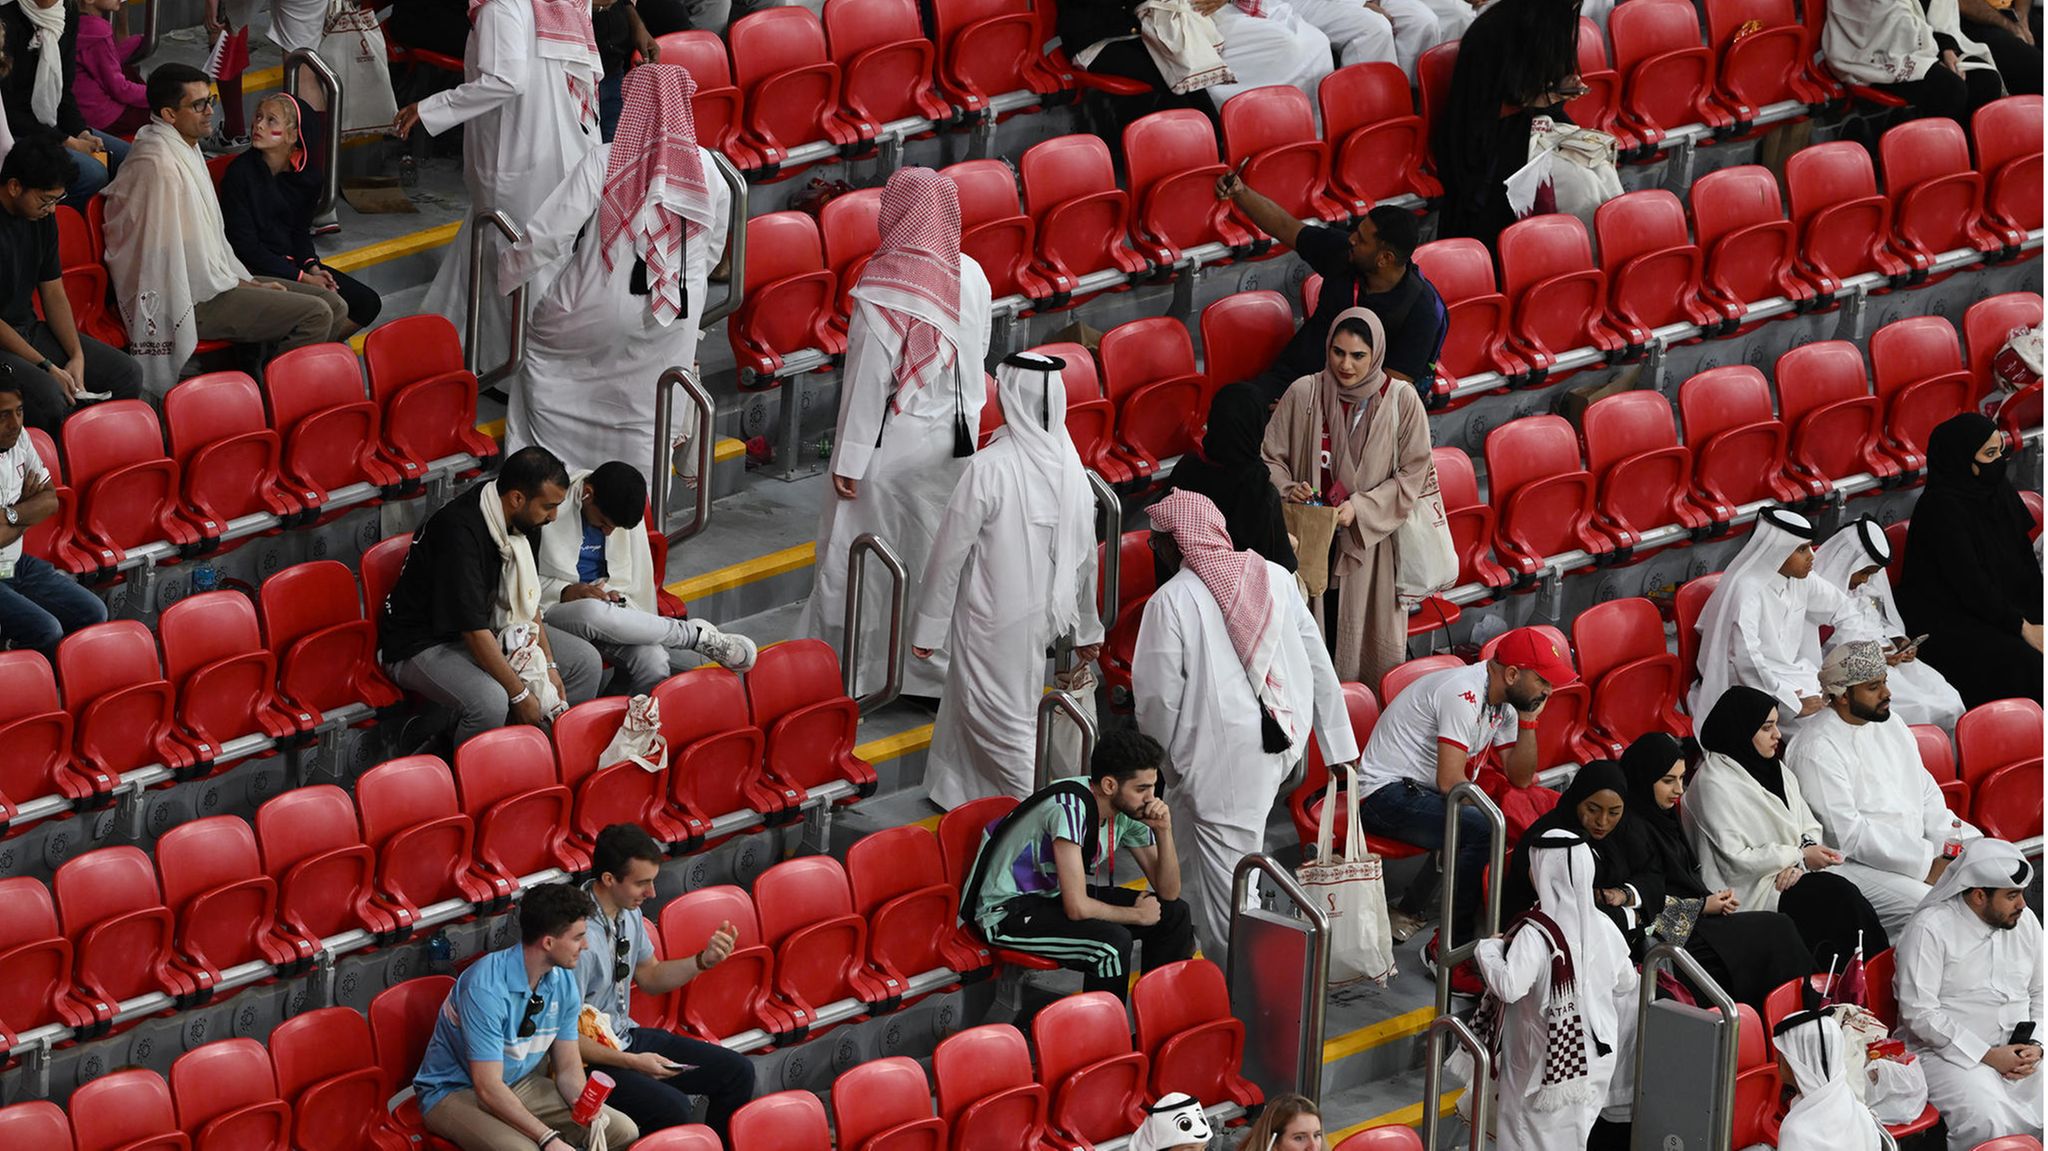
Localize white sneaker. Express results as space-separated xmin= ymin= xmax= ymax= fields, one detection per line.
xmin=692 ymin=621 xmax=758 ymax=672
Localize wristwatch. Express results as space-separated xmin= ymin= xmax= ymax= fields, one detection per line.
xmin=3 ymin=505 xmax=16 ymax=527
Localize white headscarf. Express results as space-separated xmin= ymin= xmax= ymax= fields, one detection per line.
xmin=1774 ymin=1010 xmax=1884 ymax=1151
xmin=1924 ymin=837 xmax=2034 ymax=906
xmin=1814 ymin=516 xmax=1903 ymax=636
xmin=991 ymin=352 xmax=1092 ymax=638
xmin=1689 ymin=508 xmax=1815 ymax=719
xmin=4 ymin=0 xmax=66 ymax=128
xmin=1130 ymin=1093 xmax=1212 ymax=1151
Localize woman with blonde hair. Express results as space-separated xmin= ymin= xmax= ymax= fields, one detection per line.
xmin=1237 ymin=1093 xmax=1325 ymax=1150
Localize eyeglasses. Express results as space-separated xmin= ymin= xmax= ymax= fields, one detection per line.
xmin=30 ymin=191 xmax=63 ymax=211
xmin=515 ymin=992 xmax=546 ymax=1038
xmin=185 ymin=96 xmax=217 ymax=112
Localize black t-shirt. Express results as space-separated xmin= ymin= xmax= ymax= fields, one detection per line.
xmin=0 ymin=209 xmax=61 ymax=330
xmin=1273 ymin=224 xmax=1446 ymax=384
xmin=379 ymin=482 xmax=524 ymax=663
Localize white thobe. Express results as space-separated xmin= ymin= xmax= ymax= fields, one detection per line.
xmin=1472 ymin=922 xmax=1638 ymax=1151
xmin=417 ymin=0 xmax=598 ymax=370
xmin=1206 ymin=3 xmax=1335 ymax=109
xmin=1681 ymin=751 xmax=1823 ymax=913
xmin=1694 ymin=574 xmax=1845 ymax=720
xmin=793 ymin=261 xmax=993 ymax=701
xmin=1787 ymin=709 xmax=1980 ymax=937
xmin=1133 ymin=564 xmax=1358 ymax=959
xmin=1289 ymin=0 xmax=1444 ymax=74
xmin=1895 ymin=899 xmax=2045 ymax=1150
xmin=1414 ymin=0 xmax=1479 ymax=40
xmin=497 ymin=143 xmax=730 ymax=481
xmin=1825 ymin=584 xmax=1968 ymax=731
xmin=914 ymin=446 xmax=1103 ymax=810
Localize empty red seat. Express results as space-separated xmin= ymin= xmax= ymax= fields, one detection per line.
xmin=1704 ymin=0 xmax=1826 ymax=122
xmin=270 ymin=1006 xmax=401 ymax=1151
xmin=55 ymin=204 xmax=123 ymax=350
xmin=1574 ymin=596 xmax=1692 ymax=755
xmin=553 ymin=695 xmax=696 ymax=850
xmin=1609 ymin=0 xmax=1736 ymax=150
xmin=56 ymin=844 xmax=212 ymax=1010
xmin=1689 ymin=164 xmax=1817 ymax=326
xmin=1582 ymin=389 xmax=1715 ymax=540
xmin=1200 ymin=291 xmax=1295 ymax=395
xmin=155 ymin=814 xmax=317 ymax=981
xmin=170 ymin=1036 xmax=291 ymax=1151
xmin=658 ymin=885 xmax=803 ymax=1045
xmin=263 ymin=343 xmax=405 ymax=508
xmin=1221 ymin=85 xmax=1353 ymax=227
xmin=651 ymin=665 xmax=789 ymax=833
xmin=657 ymin=31 xmax=753 ymax=167
xmin=1123 ymin=110 xmax=1258 ymax=267
xmin=62 ymin=399 xmax=210 ymax=570
xmin=755 ymin=854 xmax=899 ymax=1017
xmin=1675 ymin=571 xmax=1721 ymax=699
xmin=929 ymin=0 xmax=1063 ymax=118
xmin=1976 ymin=759 xmax=2044 ymax=841
xmin=1975 ymin=95 xmax=2043 ymax=239
xmin=1098 ymin=316 xmax=1203 ymax=467
xmin=1484 ymin=414 xmax=1617 ymax=579
xmin=847 ymin=824 xmax=992 ymax=986
xmin=728 ymin=7 xmax=859 ymax=171
xmin=362 ymin=314 xmax=499 ymax=481
xmin=1957 ymin=698 xmax=2045 ymax=789
xmin=1882 ymin=117 xmax=2017 ymax=272
xmin=256 ymin=784 xmax=409 ymax=943
xmin=1433 ymin=445 xmax=1513 ymax=595
xmin=1498 ymin=214 xmax=1626 ymax=372
xmin=1775 ymin=341 xmax=1900 ymax=493
xmin=635 ymin=1127 xmax=729 ymax=1151
xmin=1414 ymin=42 xmax=1457 ymax=195
xmin=1964 ymin=292 xmax=2045 ymax=404
xmin=163 ymin=371 xmax=303 ymax=532
xmin=732 ymin=1090 xmax=834 ymax=1151
xmin=1132 ymin=958 xmax=1262 ymax=1109
xmin=161 ymin=589 xmax=315 ymax=752
xmin=0 ymin=876 xmax=107 ymax=1049
xmin=258 ymin=558 xmax=402 ymax=715
xmin=0 ymin=650 xmax=106 ymax=820
xmin=833 ymin=1056 xmax=947 ymax=1151
xmin=357 ymin=754 xmax=507 ymax=919
xmin=1096 ymin=529 xmax=1156 ymax=704
xmin=1565 ymin=16 xmax=1633 ymax=153
xmin=1912 ymin=722 xmax=1970 ymax=818
xmin=452 ymin=725 xmax=587 ymax=885
xmin=70 ymin=1068 xmax=189 ymax=1151
xmin=1036 ymin=990 xmax=1151 ymax=1150
xmin=936 ymin=1023 xmax=1054 ymax=1151
xmin=369 ymin=974 xmax=455 ymax=1144
xmin=943 ymin=160 xmax=1055 ymax=304
xmin=1333 ymin=1128 xmax=1426 ymax=1151
xmin=729 ymin=212 xmax=843 ymax=383
xmin=1412 ymin=238 xmax=1534 ymax=388
xmin=747 ymin=637 xmax=878 ymax=801
xmin=1868 ymin=318 xmax=1972 ymax=480
xmin=1320 ymin=63 xmax=1439 ymax=206
xmin=824 ymin=0 xmax=949 ymax=140
xmin=1595 ymin=189 xmax=1719 ymax=346
xmin=0 ymin=1101 xmax=70 ymax=1146
xmin=1785 ymin=142 xmax=1912 ymax=295
xmin=1020 ymin=134 xmax=1150 ymax=302
xmin=58 ymin=619 xmax=206 ymax=780
xmin=821 ymin=186 xmax=885 ymax=333
xmin=1677 ymin=366 xmax=1807 ymax=510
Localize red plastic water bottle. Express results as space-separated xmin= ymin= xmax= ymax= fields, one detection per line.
xmin=571 ymin=1072 xmax=615 ymax=1126
xmin=1943 ymin=818 xmax=1964 ymax=861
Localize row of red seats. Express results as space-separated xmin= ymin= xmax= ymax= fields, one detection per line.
xmin=1911 ymin=703 xmax=2045 ymax=840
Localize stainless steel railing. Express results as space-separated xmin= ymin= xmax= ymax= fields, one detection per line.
xmin=651 ymin=366 xmax=715 ymax=543
xmin=701 ymin=152 xmax=748 ymax=326
xmin=132 ymin=0 xmax=161 ymax=62
xmin=1088 ymin=468 xmax=1121 ymax=634
xmin=1421 ymin=1015 xmax=1492 ymax=1149
xmin=282 ymin=48 xmax=342 ymax=217
xmin=841 ymin=532 xmax=906 ymax=712
xmin=1421 ymin=780 xmax=1506 ymax=1148
xmin=463 ymin=210 xmax=527 ymax=388
xmin=1033 ymin=689 xmax=1098 ymax=790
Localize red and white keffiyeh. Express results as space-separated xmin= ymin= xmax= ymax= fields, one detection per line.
xmin=598 ymin=64 xmax=717 ymax=326
xmin=470 ymin=0 xmax=600 ymax=122
xmin=847 ymin=167 xmax=965 ymax=413
xmin=1146 ymin=489 xmax=1290 ymax=727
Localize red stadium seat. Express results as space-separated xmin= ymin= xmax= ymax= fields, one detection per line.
xmin=1869 ymin=316 xmax=1973 ymax=478
xmin=54 ymin=204 xmax=123 ymax=350
xmin=936 ymin=1023 xmax=1055 ymax=1151
xmin=368 ymin=974 xmax=455 ymax=1145
xmin=361 ymin=314 xmax=498 ymax=480
xmin=1595 ymin=189 xmax=1719 ymax=346
xmin=262 ymin=343 xmax=405 ymax=509
xmin=1133 ymin=958 xmax=1262 ymax=1109
xmin=656 ymin=31 xmax=753 ymax=168
xmin=1321 ymin=63 xmax=1439 ymax=205
xmin=63 ymin=399 xmax=211 ymax=569
xmin=1476 ymin=623 xmax=1595 ymax=773
xmin=271 ymin=1006 xmax=401 ymax=1151
xmin=1575 ymin=596 xmax=1693 ymax=755
xmin=0 ymin=876 xmax=108 ymax=1048
xmin=1036 ymin=990 xmax=1151 ymax=1149
xmin=730 ymin=212 xmax=843 ymax=382
xmin=1882 ymin=117 xmax=2017 ymax=272
xmin=0 ymin=650 xmax=106 ymax=819
xmin=59 ymin=620 xmax=206 ymax=780
xmin=56 ymin=844 xmax=211 ymax=1009
xmin=1335 ymin=1128 xmax=1426 ymax=1151
xmin=1098 ymin=529 xmax=1158 ymax=705
xmin=1956 ymin=698 xmax=2045 ymax=789
xmin=1565 ymin=17 xmax=1632 ymax=152
xmin=833 ymin=1056 xmax=947 ymax=1151
xmin=453 ymin=725 xmax=588 ymax=885
xmin=755 ymin=854 xmax=899 ymax=1016
xmin=0 ymin=1101 xmax=70 ymax=1146
xmin=1289 ymin=682 xmax=1415 ymax=858
xmin=1689 ymin=164 xmax=1817 ymax=327
xmin=357 ymin=754 xmax=507 ymax=917
xmin=939 ymin=795 xmax=1019 ymax=890
xmin=258 ymin=558 xmax=402 ymax=715
xmin=731 ymin=1090 xmax=834 ymax=1151
xmin=256 ymin=784 xmax=409 ymax=942
xmin=163 ymin=371 xmax=303 ymax=532
xmin=1030 ymin=340 xmax=1132 ymax=483
xmin=1498 ymin=214 xmax=1626 ymax=372
xmin=930 ymin=0 xmax=1063 ymax=117
xmin=1801 ymin=0 xmax=1908 ymax=109
xmin=359 ymin=533 xmax=409 ymax=658
xmin=1123 ymin=110 xmax=1259 ymax=266
xmin=1582 ymin=389 xmax=1714 ymax=540
xmin=651 ymin=666 xmax=789 ymax=834
xmin=943 ymin=160 xmax=1055 ymax=303
xmin=1485 ymin=414 xmax=1617 ymax=578
xmin=659 ymin=885 xmax=802 ymax=1045
xmin=1785 ymin=142 xmax=1912 ymax=295
xmin=823 ymin=0 xmax=949 ymax=140
xmin=1413 ymin=42 xmax=1457 ymax=194
xmin=1200 ymin=291 xmax=1295 ymax=395
xmin=1610 ymin=0 xmax=1737 ymax=151
xmin=1704 ymin=0 xmax=1826 ymax=121
xmin=1433 ymin=446 xmax=1513 ymax=595
xmin=162 ymin=589 xmax=315 ymax=751
xmin=821 ymin=187 xmax=885 ymax=333
xmin=1676 ymin=572 xmax=1721 ymax=701
xmin=1677 ymin=366 xmax=1808 ymax=510
xmin=1975 ymin=96 xmax=2043 ymax=240
xmin=728 ymin=7 xmax=858 ymax=171
xmin=634 ymin=1128 xmax=726 ymax=1151
xmin=1856 ymin=951 xmax=1894 ymax=1033
xmin=553 ymin=696 xmax=695 ymax=849
xmin=1969 ymin=1137 xmax=2047 ymax=1151
xmin=1917 ymin=722 xmax=1972 ymax=820
xmin=170 ymin=1036 xmax=290 ymax=1151
xmin=847 ymin=825 xmax=992 ymax=985
xmin=70 ymin=1068 xmax=189 ymax=1151
xmin=1414 ymin=237 xmax=1534 ymax=390
xmin=1775 ymin=341 xmax=1899 ymax=493
xmin=1020 ymin=134 xmax=1150 ymax=301
xmin=1964 ymin=293 xmax=2045 ymax=404
xmin=1736 ymin=1002 xmax=1767 ymax=1069
xmin=1098 ymin=316 xmax=1203 ymax=466
xmin=156 ymin=814 xmax=317 ymax=980
xmin=1221 ymin=85 xmax=1353 ymax=226
xmin=19 ymin=426 xmax=94 ymax=576
xmin=1729 ymin=1065 xmax=1782 ymax=1151
xmin=746 ymin=637 xmax=878 ymax=799
xmin=1976 ymin=760 xmax=2044 ymax=842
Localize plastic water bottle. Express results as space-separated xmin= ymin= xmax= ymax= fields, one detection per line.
xmin=190 ymin=564 xmax=219 ymax=593
xmin=427 ymin=929 xmax=454 ymax=975
xmin=399 ymin=154 xmax=418 ymax=191
xmin=1943 ymin=818 xmax=1964 ymax=861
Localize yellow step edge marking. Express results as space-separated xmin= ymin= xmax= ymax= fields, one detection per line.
xmin=479 ymin=417 xmax=507 ymax=440
xmin=714 ymin=437 xmax=745 ymax=464
xmin=1329 ymin=1089 xmax=1462 ymax=1142
xmin=325 ymin=221 xmax=462 ymax=274
xmin=666 ymin=542 xmax=814 ymax=601
xmin=853 ymin=723 xmax=934 ymax=766
xmin=1322 ymin=1005 xmax=1437 ymax=1064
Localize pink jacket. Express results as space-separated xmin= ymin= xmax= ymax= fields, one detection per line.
xmin=74 ymin=16 xmax=147 ymax=132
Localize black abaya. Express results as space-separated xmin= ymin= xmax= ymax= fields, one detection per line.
xmin=1165 ymin=382 xmax=1299 ymax=572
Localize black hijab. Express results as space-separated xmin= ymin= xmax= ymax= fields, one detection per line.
xmin=1164 ymin=382 xmax=1298 ymax=572
xmin=1614 ymin=732 xmax=1706 ymax=899
xmin=1504 ymin=761 xmax=1630 ymax=923
xmin=1698 ymin=686 xmax=1788 ymax=805
xmin=1924 ymin=412 xmax=2036 ymax=546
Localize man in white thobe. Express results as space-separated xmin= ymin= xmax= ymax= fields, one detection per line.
xmin=1133 ymin=489 xmax=1358 ymax=960
xmin=1773 ymin=1009 xmax=1887 ymax=1151
xmin=394 ymin=0 xmax=601 ymax=370
xmin=1206 ymin=0 xmax=1337 ymax=108
xmin=1814 ymin=516 xmax=1967 ymax=731
xmin=914 ymin=352 xmax=1103 ymax=810
xmin=1894 ymin=838 xmax=2043 ymax=1151
xmin=496 ymin=63 xmax=728 ymax=479
xmin=795 ymin=167 xmax=992 ymax=701
xmin=1788 ymin=640 xmax=1980 ymax=937
xmin=1689 ymin=508 xmax=1843 ymax=725
xmin=1287 ymin=0 xmax=1445 ymax=74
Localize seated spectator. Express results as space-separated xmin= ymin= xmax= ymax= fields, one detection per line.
xmin=535 ymin=460 xmax=756 ymax=696
xmin=1232 ymin=1095 xmax=1323 ymax=1151
xmin=378 ymin=446 xmax=604 ymax=747
xmin=0 ymin=0 xmax=127 ymax=201
xmin=219 ymin=94 xmax=380 ymax=337
xmin=411 ymin=883 xmax=641 ymax=1151
xmin=1824 ymin=0 xmax=2007 ymax=122
xmin=72 ymin=0 xmax=146 ymax=137
xmin=1958 ymin=0 xmax=2042 ymax=95
xmin=1899 ymin=413 xmax=2043 ymax=708
xmin=1164 ymin=382 xmax=1297 ymax=572
xmin=1053 ymin=0 xmax=1226 ymax=128
xmin=1291 ymin=0 xmax=1442 ymax=77
xmin=1683 ymin=685 xmax=1891 ymax=970
xmin=1687 ymin=508 xmax=1839 ymax=726
xmin=1212 ymin=175 xmax=1445 ymax=402
xmin=1430 ymin=0 xmax=1584 ymax=247
xmin=102 ymin=64 xmax=345 ymax=396
xmin=1893 ymin=837 xmax=2042 ymax=1151
xmin=0 ymin=135 xmax=139 ymax=431
xmin=1787 ymin=641 xmax=1981 ymax=938
xmin=1773 ymin=1009 xmax=1889 ymax=1151
xmin=590 ymin=0 xmax=658 ymax=140
xmin=573 ymin=825 xmax=756 ymax=1139
xmin=1199 ymin=0 xmax=1338 ymax=110
xmin=1353 ymin=628 xmax=1576 ymax=993
xmin=1813 ymin=516 xmax=1965 ymax=730
xmin=0 ymin=375 xmax=106 ymax=655
xmin=957 ymin=729 xmax=1195 ymax=1000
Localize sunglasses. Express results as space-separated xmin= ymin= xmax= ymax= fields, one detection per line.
xmin=516 ymin=992 xmax=545 ymax=1038
xmin=613 ymin=935 xmax=632 ymax=985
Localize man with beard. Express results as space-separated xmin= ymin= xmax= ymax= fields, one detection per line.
xmin=1894 ymin=838 xmax=2043 ymax=1150
xmin=1787 ymin=640 xmax=1981 ymax=937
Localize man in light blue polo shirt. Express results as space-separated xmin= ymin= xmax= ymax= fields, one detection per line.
xmin=413 ymin=883 xmax=640 ymax=1151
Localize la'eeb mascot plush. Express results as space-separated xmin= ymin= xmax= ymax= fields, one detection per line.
xmin=1132 ymin=1094 xmax=1214 ymax=1151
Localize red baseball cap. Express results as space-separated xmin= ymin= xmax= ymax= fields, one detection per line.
xmin=1490 ymin=627 xmax=1578 ymax=687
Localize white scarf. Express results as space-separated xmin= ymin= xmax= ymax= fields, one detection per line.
xmin=7 ymin=0 xmax=67 ymax=128
xmin=991 ymin=354 xmax=1093 ymax=639
xmin=478 ymin=478 xmax=544 ymax=632
xmin=102 ymin=122 xmax=252 ymax=395
xmin=1822 ymin=0 xmax=1994 ymax=85
xmin=1775 ymin=1011 xmax=1885 ymax=1151
xmin=1136 ymin=0 xmax=1233 ymax=94
xmin=534 ymin=470 xmax=657 ymax=613
xmin=1681 ymin=751 xmax=1818 ymax=911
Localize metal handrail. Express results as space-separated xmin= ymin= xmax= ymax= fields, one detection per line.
xmin=132 ymin=0 xmax=161 ymax=62
xmin=1420 ymin=1015 xmax=1492 ymax=1150
xmin=651 ymin=366 xmax=715 ymax=544
xmin=700 ymin=152 xmax=748 ymax=327
xmin=464 ymin=210 xmax=528 ymax=388
xmin=283 ymin=49 xmax=343 ymax=217
xmin=1088 ymin=469 xmax=1121 ymax=635
xmin=1230 ymin=854 xmax=1331 ymax=1105
xmin=1635 ymin=943 xmax=1739 ymax=1151
xmin=840 ymin=533 xmax=907 ymax=712
xmin=1033 ymin=690 xmax=1097 ymax=790
xmin=1434 ymin=780 xmax=1507 ymax=1017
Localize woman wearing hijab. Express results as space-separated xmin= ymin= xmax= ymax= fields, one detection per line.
xmin=1899 ymin=413 xmax=2044 ymax=707
xmin=1773 ymin=1009 xmax=1887 ymax=1151
xmin=1501 ymin=761 xmax=1631 ymax=942
xmin=1260 ymin=307 xmax=1432 ymax=685
xmin=797 ymin=167 xmax=994 ymax=702
xmin=1682 ymin=686 xmax=1890 ymax=970
xmin=1165 ymin=382 xmax=1297 ymax=572
xmin=1813 ymin=515 xmax=1966 ymax=730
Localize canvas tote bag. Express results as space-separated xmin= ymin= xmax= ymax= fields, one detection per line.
xmin=1296 ymin=762 xmax=1397 ymax=986
xmin=599 ymin=694 xmax=668 ymax=773
xmin=1392 ymin=457 xmax=1457 ymax=606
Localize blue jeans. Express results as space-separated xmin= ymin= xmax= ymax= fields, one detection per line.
xmin=0 ymin=554 xmax=107 ymax=657
xmin=1357 ymin=778 xmax=1492 ymax=949
xmin=65 ymin=130 xmax=130 ymax=202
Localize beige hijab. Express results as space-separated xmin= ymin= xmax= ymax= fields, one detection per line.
xmin=1317 ymin=306 xmax=1394 ymax=497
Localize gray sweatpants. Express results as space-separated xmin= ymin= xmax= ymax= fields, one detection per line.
xmin=545 ymin=597 xmax=707 ymax=696
xmin=386 ymin=625 xmax=603 ymax=746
